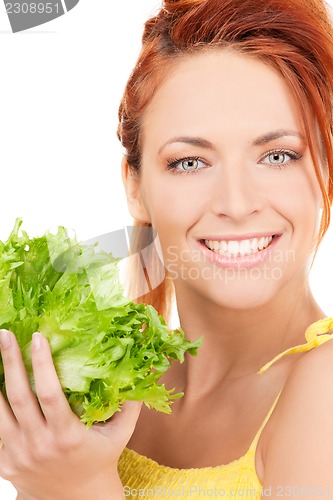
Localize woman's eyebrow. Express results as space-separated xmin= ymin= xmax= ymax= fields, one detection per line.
xmin=158 ymin=137 xmax=215 ymax=154
xmin=253 ymin=129 xmax=306 ymax=146
xmin=158 ymin=129 xmax=306 ymax=155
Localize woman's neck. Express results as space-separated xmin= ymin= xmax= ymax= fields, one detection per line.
xmin=171 ymin=278 xmax=325 ymax=395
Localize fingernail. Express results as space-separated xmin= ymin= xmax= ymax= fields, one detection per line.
xmin=32 ymin=332 xmax=42 ymax=351
xmin=0 ymin=329 xmax=11 ymax=350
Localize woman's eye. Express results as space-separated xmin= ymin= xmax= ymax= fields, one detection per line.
xmin=260 ymin=150 xmax=301 ymax=168
xmin=167 ymin=157 xmax=207 ymax=173
xmin=182 ymin=158 xmax=200 ymax=170
xmin=268 ymin=152 xmax=287 ymax=164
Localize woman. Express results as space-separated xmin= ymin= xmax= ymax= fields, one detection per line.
xmin=117 ymin=0 xmax=333 ymax=494
xmin=1 ymin=0 xmax=333 ymax=498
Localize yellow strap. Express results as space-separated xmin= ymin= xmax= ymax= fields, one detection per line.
xmin=248 ymin=387 xmax=283 ymax=452
xmin=257 ymin=317 xmax=333 ymax=375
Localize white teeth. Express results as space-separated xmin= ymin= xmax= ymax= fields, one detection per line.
xmin=258 ymin=237 xmax=265 ymax=250
xmin=227 ymin=241 xmax=239 ymax=254
xmin=239 ymin=239 xmax=252 ymax=254
xmin=204 ymin=236 xmax=274 ymax=257
xmin=250 ymin=238 xmax=258 ymax=251
xmin=213 ymin=240 xmax=220 ymax=252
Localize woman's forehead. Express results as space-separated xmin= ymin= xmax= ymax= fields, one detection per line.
xmin=141 ymin=49 xmax=305 ymax=149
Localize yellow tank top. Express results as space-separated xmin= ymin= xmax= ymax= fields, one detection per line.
xmin=118 ymin=317 xmax=333 ymax=498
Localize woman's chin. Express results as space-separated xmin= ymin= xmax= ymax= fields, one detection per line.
xmin=177 ymin=275 xmax=287 ymax=311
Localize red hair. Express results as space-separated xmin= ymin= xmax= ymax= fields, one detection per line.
xmin=118 ymin=0 xmax=333 ymax=322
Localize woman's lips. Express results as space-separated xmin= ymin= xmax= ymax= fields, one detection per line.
xmin=196 ymin=234 xmax=282 ymax=269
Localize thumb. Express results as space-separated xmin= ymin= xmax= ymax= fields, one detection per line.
xmin=99 ymin=400 xmax=143 ymax=448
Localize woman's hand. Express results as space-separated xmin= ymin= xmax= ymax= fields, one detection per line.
xmin=0 ymin=330 xmax=142 ymax=500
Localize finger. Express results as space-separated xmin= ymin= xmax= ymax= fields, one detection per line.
xmin=96 ymin=400 xmax=142 ymax=447
xmin=31 ymin=332 xmax=77 ymax=429
xmin=0 ymin=389 xmax=19 ymax=447
xmin=0 ymin=329 xmax=45 ymax=433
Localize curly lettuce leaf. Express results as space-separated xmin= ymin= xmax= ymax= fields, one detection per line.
xmin=0 ymin=219 xmax=202 ymax=426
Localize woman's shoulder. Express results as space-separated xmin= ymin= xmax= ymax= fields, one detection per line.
xmin=261 ymin=335 xmax=333 ymax=490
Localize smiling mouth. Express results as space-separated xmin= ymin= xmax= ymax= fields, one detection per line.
xmin=201 ymin=235 xmax=277 ymax=258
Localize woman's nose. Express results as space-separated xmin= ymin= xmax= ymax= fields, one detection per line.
xmin=209 ymin=162 xmax=264 ymax=221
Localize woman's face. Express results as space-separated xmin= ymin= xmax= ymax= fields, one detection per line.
xmin=125 ymin=49 xmax=322 ymax=309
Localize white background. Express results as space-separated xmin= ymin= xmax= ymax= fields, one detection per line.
xmin=0 ymin=0 xmax=333 ymax=497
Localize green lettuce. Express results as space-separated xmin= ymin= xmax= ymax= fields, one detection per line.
xmin=0 ymin=219 xmax=202 ymax=426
